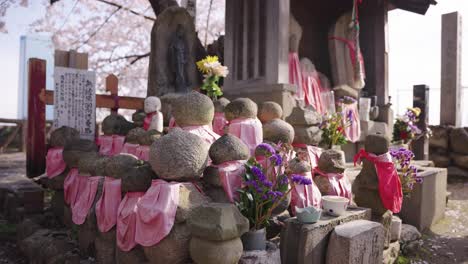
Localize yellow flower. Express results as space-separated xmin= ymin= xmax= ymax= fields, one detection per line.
xmin=196 ymin=56 xmax=219 ymax=74
xmin=408 ymin=107 xmax=421 ymax=117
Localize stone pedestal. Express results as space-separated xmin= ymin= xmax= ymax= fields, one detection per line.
xmin=399 ymin=167 xmax=447 ymax=231
xmin=223 ymin=84 xmax=297 ymax=118
xmin=280 ymin=207 xmax=371 ymax=264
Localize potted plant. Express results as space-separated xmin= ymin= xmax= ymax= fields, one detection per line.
xmin=389 ymin=147 xmax=423 ymax=197
xmin=236 ymin=143 xmax=313 ymax=251
xmin=196 ymin=55 xmax=228 ymax=101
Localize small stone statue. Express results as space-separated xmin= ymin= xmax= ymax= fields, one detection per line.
xmin=169 ymin=24 xmax=191 ymax=93
xmin=143 ymin=96 xmax=164 ymax=133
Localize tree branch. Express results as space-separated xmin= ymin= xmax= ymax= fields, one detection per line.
xmin=147 ymin=0 xmax=178 ymax=16
xmin=76 ymin=5 xmax=121 ymax=49
xmin=105 ymin=52 xmax=151 ymax=64
xmin=96 ymin=0 xmax=156 ymax=21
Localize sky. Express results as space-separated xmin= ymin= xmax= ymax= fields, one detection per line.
xmin=0 ymin=1 xmax=468 ymax=125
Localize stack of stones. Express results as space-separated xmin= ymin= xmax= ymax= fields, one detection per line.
xmin=260 ymin=101 xmax=295 ymax=145
xmin=314 ymin=149 xmax=346 ymax=194
xmin=213 ymin=97 xmax=230 ymax=135
xmin=46 ymin=126 xmax=80 ymax=222
xmin=429 ymin=126 xmax=468 ymax=176
xmin=188 ymin=203 xmax=249 ymax=264
xmin=203 ymin=134 xmax=250 ymax=202
xmin=352 ymin=134 xmax=393 ymax=247
xmin=146 ymin=128 xmax=210 ymax=263
xmin=285 ymin=106 xmax=323 ymax=146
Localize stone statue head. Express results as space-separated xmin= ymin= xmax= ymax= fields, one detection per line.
xmin=364 ymin=134 xmax=390 ymax=155
xmin=144 ymin=96 xmax=162 ymax=113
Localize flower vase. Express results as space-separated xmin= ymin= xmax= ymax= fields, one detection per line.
xmin=331 ymin=145 xmax=346 ymax=164
xmin=241 ymin=228 xmax=267 ymax=251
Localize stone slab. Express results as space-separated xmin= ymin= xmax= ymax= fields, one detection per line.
xmin=239 ymin=242 xmax=280 ymax=264
xmin=326 ymin=220 xmax=385 ymax=264
xmin=399 ymin=167 xmax=447 ymax=231
xmin=280 ymin=207 xmax=371 ymax=264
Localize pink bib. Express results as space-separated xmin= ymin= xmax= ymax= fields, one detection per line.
xmin=354 ymin=149 xmax=403 ymax=213
xmin=213 ymin=112 xmax=228 ymax=136
xmin=180 ymin=125 xmax=220 ymax=145
xmin=228 ymin=118 xmax=263 ymax=155
xmin=341 ymin=102 xmax=361 ymax=143
xmin=136 ymin=145 xmax=150 ymax=161
xmin=98 ymin=135 xmax=125 ymax=156
xmin=64 ymin=168 xmax=81 ymax=205
xmin=46 ymin=147 xmax=66 ymax=178
xmin=96 ymin=177 xmax=122 ymax=232
xmin=135 ymin=180 xmax=180 ymax=247
xmin=314 ymin=168 xmax=352 ymax=201
xmin=72 ymin=176 xmax=102 ymax=225
xmin=117 ymin=192 xmax=145 ymax=252
xmin=212 ymin=160 xmax=246 ymax=203
xmin=289 ymin=52 xmax=304 ymax=101
xmin=302 ymin=71 xmax=325 ymax=113
xmin=290 ymin=172 xmax=322 ymax=215
xmin=122 ymin=143 xmax=139 ymax=157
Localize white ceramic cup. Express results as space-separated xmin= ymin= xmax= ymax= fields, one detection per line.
xmin=322 ymin=195 xmax=349 ymax=216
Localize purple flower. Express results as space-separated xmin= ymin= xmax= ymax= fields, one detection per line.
xmin=256 ymin=143 xmax=276 ymax=155
xmin=269 ymin=154 xmax=283 ymax=166
xmin=251 ymin=166 xmax=266 ymax=181
xmin=262 ymin=180 xmax=273 ymax=188
xmin=291 ymin=175 xmax=312 ymax=185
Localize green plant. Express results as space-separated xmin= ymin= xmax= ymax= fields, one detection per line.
xmin=320 ymin=113 xmax=348 ymax=148
xmin=196 ymin=55 xmax=228 ymax=101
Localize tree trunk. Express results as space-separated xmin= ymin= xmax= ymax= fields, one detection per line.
xmin=148 ymin=0 xmax=179 ymax=16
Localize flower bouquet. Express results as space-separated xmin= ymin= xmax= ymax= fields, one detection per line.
xmin=390 ymin=147 xmax=423 ymax=197
xmin=196 ymin=55 xmax=228 ymax=101
xmin=236 ymin=143 xmax=312 ymax=250
xmin=392 ymin=107 xmax=422 ymax=144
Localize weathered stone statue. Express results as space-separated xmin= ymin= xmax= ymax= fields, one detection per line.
xmin=353 ymin=134 xmax=394 ymax=247
xmin=169 ymin=24 xmax=191 ymax=93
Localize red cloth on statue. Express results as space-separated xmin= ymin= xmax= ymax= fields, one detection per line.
xmin=98 ymin=135 xmax=125 ymax=156
xmin=122 ymin=143 xmax=139 ymax=157
xmin=46 ymin=147 xmax=66 ymax=178
xmin=289 ymin=52 xmax=304 ymax=101
xmin=180 ymin=125 xmax=220 ymax=145
xmin=96 ymin=177 xmax=122 ymax=233
xmin=143 ymin=111 xmax=163 ymax=132
xmin=117 ymin=192 xmax=145 ymax=251
xmin=302 ymin=71 xmax=325 ymax=114
xmin=64 ymin=168 xmax=82 ymax=205
xmin=213 ymin=112 xmax=228 ymax=135
xmin=228 ymin=118 xmax=263 ymax=155
xmin=353 ymin=149 xmax=403 ymax=213
xmin=72 ymin=176 xmax=101 ymax=225
xmin=292 ymin=144 xmax=322 ymax=169
xmin=135 ymin=180 xmax=180 ymax=247
xmin=314 ymin=168 xmax=352 ymax=201
xmin=341 ymin=102 xmax=361 ymax=143
xmin=169 ymin=117 xmax=177 ymax=128
xmin=136 ymin=145 xmax=150 ymax=161
xmin=212 ymin=160 xmax=246 ymax=203
xmin=290 ymin=171 xmax=322 ymax=215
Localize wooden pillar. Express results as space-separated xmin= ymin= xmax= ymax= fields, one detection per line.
xmin=360 ymin=0 xmax=388 ymax=106
xmin=440 ymin=12 xmax=462 ymax=127
xmin=106 ymin=74 xmax=119 ymax=115
xmin=412 ymin=84 xmax=429 ymax=160
xmin=27 ymin=58 xmax=47 ymax=178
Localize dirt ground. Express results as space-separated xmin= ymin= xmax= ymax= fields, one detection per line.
xmin=0 ymin=153 xmax=467 ymax=264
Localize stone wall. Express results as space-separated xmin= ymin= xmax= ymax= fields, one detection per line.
xmin=429 ymin=125 xmax=468 ymax=177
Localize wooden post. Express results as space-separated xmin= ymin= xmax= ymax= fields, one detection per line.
xmin=440 ymin=12 xmax=462 ymax=127
xmin=412 ymin=85 xmax=429 ymax=160
xmin=27 ymin=58 xmax=47 ymax=178
xmin=106 ymin=74 xmax=119 ymax=115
